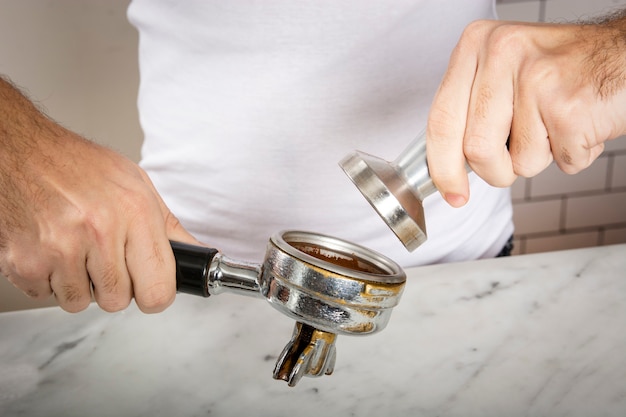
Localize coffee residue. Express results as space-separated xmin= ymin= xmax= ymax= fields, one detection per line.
xmin=289 ymin=242 xmax=385 ymax=274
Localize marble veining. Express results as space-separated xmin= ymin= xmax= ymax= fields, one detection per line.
xmin=0 ymin=244 xmax=624 ymax=417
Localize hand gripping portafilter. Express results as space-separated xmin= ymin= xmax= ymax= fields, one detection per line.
xmin=339 ymin=130 xmax=437 ymax=252
xmin=171 ymin=230 xmax=405 ymax=387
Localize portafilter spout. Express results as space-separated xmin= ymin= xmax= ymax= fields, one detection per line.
xmin=339 ymin=130 xmax=436 ymax=252
xmin=171 ymin=230 xmax=405 ymax=387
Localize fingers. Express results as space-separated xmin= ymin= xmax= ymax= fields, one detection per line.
xmin=548 ymin=110 xmax=604 ymax=174
xmin=123 ymin=174 xmax=182 ymax=314
xmin=49 ymin=244 xmax=93 ymax=312
xmin=508 ymin=72 xmax=553 ymax=177
xmin=86 ymin=168 xmax=196 ymax=314
xmin=550 ymin=131 xmax=605 ymax=174
xmin=8 ymin=276 xmax=51 ymax=300
xmin=462 ymin=34 xmax=517 ymax=188
xmin=125 ymin=216 xmax=176 ymax=314
xmin=0 ymin=254 xmax=52 ymax=300
xmin=86 ymin=236 xmax=133 ymax=313
xmin=10 ymin=174 xmax=194 ymax=315
xmin=427 ymin=22 xmax=482 ymax=207
xmin=428 ymin=21 xmax=577 ymax=209
xmin=1 ymin=242 xmax=92 ymax=312
xmin=428 ymin=21 xmax=519 ymax=206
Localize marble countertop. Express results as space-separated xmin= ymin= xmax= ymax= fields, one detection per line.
xmin=1 ymin=244 xmax=624 ymax=417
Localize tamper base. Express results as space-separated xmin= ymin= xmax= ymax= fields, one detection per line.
xmin=339 ymin=151 xmax=426 ymax=252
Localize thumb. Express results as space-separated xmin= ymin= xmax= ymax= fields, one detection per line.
xmin=137 ymin=168 xmax=204 ymax=246
xmin=163 ymin=209 xmax=203 ymax=246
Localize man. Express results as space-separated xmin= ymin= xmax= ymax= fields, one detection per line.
xmin=1 ymin=1 xmax=624 ymax=313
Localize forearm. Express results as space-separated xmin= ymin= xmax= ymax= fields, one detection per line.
xmin=0 ymin=76 xmax=62 ymax=181
xmin=0 ymin=77 xmax=38 ymax=245
xmin=0 ymin=76 xmax=65 ymax=245
xmin=582 ymin=9 xmax=626 ymax=101
xmin=0 ymin=76 xmax=53 ymax=149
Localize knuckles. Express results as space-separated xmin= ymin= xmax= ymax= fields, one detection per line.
xmin=463 ymin=134 xmax=499 ymax=164
xmin=1 ymin=249 xmax=51 ymax=289
xmin=512 ymin=158 xmax=551 ymax=178
xmin=95 ymin=294 xmax=132 ymax=313
xmin=135 ymin=281 xmax=176 ymax=314
xmin=57 ymin=286 xmax=92 ymax=313
xmin=458 ymin=20 xmax=528 ymax=62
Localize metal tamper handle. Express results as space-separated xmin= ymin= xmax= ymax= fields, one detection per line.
xmin=339 ymin=130 xmax=437 ymax=252
xmin=170 ymin=231 xmax=405 ymax=387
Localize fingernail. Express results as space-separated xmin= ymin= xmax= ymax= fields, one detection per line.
xmin=445 ymin=193 xmax=468 ymax=208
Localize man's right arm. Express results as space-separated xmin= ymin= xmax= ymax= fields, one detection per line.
xmin=0 ymin=76 xmax=199 ymax=313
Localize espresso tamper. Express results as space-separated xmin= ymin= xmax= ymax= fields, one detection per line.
xmin=172 ymin=230 xmax=405 ymax=387
xmin=339 ymin=130 xmax=437 ymax=252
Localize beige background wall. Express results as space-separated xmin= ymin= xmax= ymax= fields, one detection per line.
xmin=1 ymin=0 xmax=625 ymax=312
xmin=1 ymin=0 xmax=142 ymax=160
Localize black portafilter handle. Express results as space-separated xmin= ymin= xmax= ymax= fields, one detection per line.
xmin=170 ymin=241 xmax=219 ymax=298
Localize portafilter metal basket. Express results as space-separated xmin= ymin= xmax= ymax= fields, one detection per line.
xmin=172 ymin=230 xmax=405 ymax=387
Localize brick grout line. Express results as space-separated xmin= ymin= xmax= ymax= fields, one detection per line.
xmin=512 ymin=186 xmax=626 ymax=204
xmin=559 ymin=195 xmax=567 ymax=233
xmin=496 ymin=0 xmax=541 ymax=4
xmin=599 ymin=227 xmax=606 ymax=245
xmin=525 ymin=177 xmax=532 ymax=201
xmin=606 ymin=153 xmax=615 ymax=191
xmin=515 ymin=222 xmax=626 ymax=240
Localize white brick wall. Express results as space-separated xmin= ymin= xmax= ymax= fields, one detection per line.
xmin=497 ymin=0 xmax=626 ymax=255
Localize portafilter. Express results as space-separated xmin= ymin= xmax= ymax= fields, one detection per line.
xmin=171 ymin=230 xmax=405 ymax=387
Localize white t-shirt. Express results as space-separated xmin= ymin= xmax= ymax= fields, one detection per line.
xmin=127 ymin=0 xmax=513 ymax=267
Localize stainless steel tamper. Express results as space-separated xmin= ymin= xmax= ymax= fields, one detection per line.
xmin=171 ymin=230 xmax=405 ymax=387
xmin=339 ymin=130 xmax=436 ymax=252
